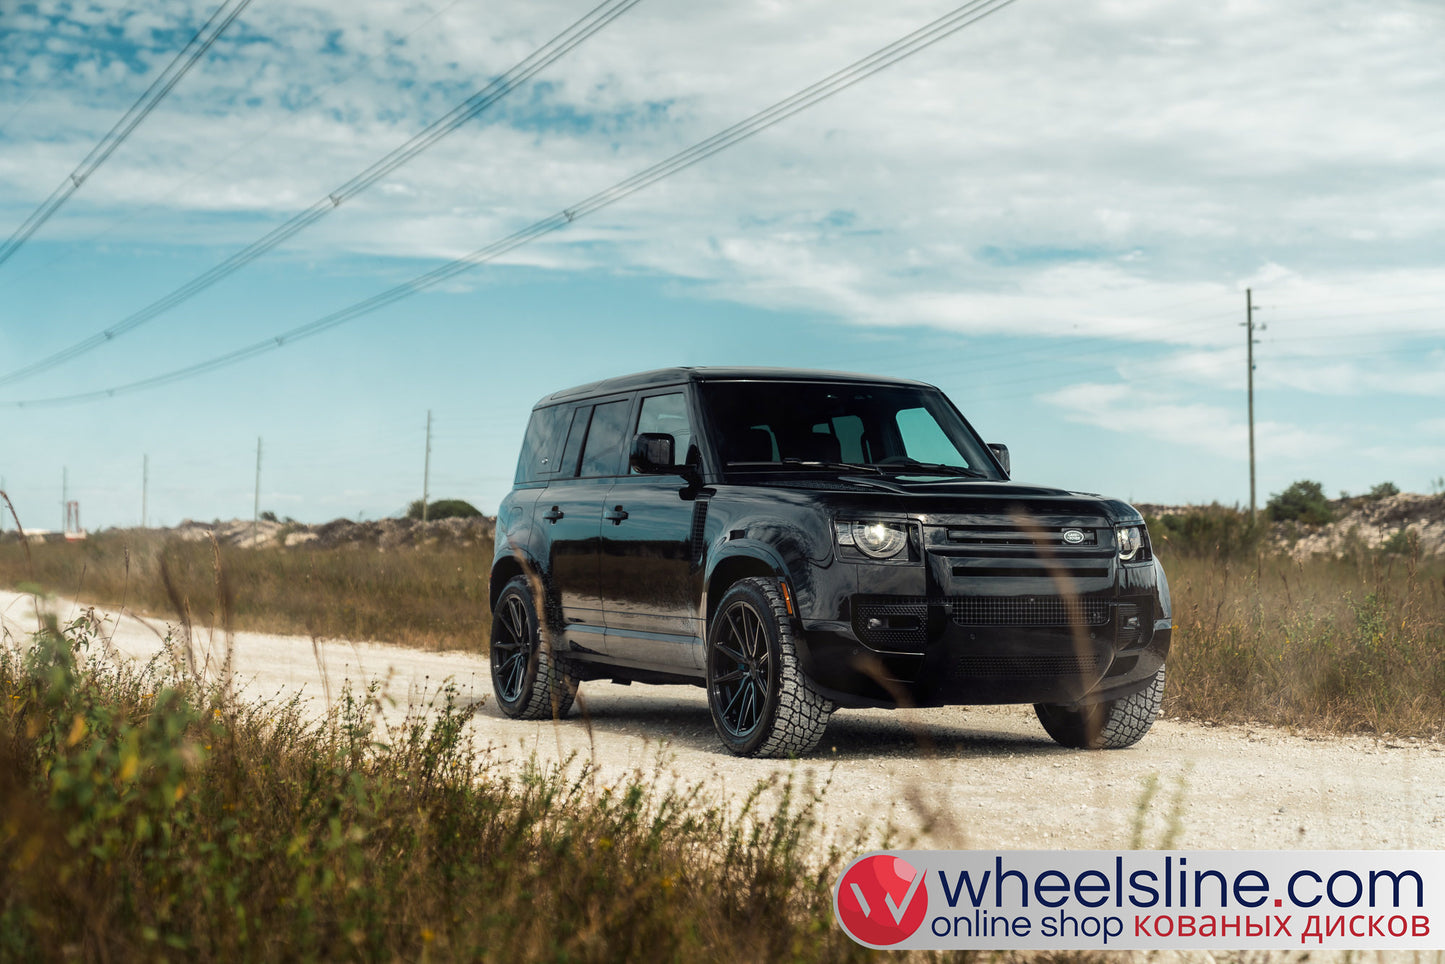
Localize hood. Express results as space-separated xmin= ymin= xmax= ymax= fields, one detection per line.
xmin=735 ymin=473 xmax=1144 ymax=525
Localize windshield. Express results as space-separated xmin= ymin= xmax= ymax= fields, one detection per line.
xmin=697 ymin=380 xmax=1001 ymax=478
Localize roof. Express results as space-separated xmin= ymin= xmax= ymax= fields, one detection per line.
xmin=534 ymin=366 xmax=935 ymax=406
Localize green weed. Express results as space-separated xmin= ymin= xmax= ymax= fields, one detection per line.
xmin=1 ymin=617 xmax=873 ymax=963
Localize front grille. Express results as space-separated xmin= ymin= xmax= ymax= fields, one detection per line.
xmin=944 ymin=526 xmax=1099 ymax=547
xmin=947 ymin=596 xmax=1110 ymax=627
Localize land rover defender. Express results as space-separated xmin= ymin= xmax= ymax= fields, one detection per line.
xmin=490 ymin=368 xmax=1171 ymax=757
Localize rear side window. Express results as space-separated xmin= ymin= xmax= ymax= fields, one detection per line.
xmin=513 ymin=405 xmax=571 ymax=483
xmin=557 ymin=406 xmax=590 ymax=478
xmin=579 ymin=399 xmax=631 ymax=477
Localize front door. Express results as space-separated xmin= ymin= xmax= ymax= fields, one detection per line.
xmin=599 ymin=390 xmax=705 ymax=671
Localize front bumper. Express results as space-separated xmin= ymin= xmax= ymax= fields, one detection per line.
xmin=795 ymin=594 xmax=1171 ymax=708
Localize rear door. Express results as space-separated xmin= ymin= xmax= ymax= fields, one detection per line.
xmin=537 ymin=396 xmax=631 ymax=654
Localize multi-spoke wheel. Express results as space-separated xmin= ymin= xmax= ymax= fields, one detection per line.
xmin=490 ymin=575 xmax=575 ymax=720
xmin=1035 ymin=665 xmax=1165 ymax=749
xmin=706 ymin=577 xmax=832 ymax=757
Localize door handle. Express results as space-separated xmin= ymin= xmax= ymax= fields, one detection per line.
xmin=604 ymin=505 xmax=629 ymax=524
xmin=543 ymin=506 xmax=564 ymax=523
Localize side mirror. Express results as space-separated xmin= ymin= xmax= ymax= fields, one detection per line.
xmin=988 ymin=442 xmax=1011 ymax=477
xmin=630 ymin=433 xmax=676 ymax=474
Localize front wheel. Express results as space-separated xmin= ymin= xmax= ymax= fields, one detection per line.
xmin=490 ymin=575 xmax=575 ymax=720
xmin=706 ymin=577 xmax=833 ymax=758
xmin=1035 ymin=665 xmax=1166 ymax=749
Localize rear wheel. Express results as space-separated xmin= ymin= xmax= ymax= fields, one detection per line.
xmin=490 ymin=575 xmax=575 ymax=720
xmin=1035 ymin=665 xmax=1165 ymax=749
xmin=706 ymin=577 xmax=832 ymax=758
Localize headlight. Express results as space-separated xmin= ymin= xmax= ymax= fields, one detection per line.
xmin=1116 ymin=525 xmax=1143 ymax=561
xmin=837 ymin=520 xmax=909 ymax=559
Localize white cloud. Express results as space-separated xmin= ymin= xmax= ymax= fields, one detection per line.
xmin=1039 ymin=381 xmax=1340 ymax=461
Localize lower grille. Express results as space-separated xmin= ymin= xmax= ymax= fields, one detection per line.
xmin=850 ymin=595 xmax=1123 ymax=651
xmin=950 ymin=654 xmax=1104 ymax=680
xmin=948 ymin=596 xmax=1109 ymax=627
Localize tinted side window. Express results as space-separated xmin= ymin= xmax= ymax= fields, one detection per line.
xmin=513 ymin=405 xmax=570 ymax=483
xmin=579 ymin=399 xmax=631 ymax=477
xmin=633 ymin=393 xmax=692 ymax=473
xmin=557 ymin=405 xmax=591 ymax=478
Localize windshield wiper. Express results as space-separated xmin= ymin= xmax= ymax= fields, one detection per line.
xmin=870 ymin=459 xmax=986 ymax=478
xmin=727 ymin=459 xmax=884 ymax=475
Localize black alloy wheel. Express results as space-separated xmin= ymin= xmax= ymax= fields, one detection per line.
xmin=490 ymin=575 xmax=575 ymax=720
xmin=705 ymin=577 xmax=832 ymax=757
xmin=709 ymin=597 xmax=777 ymax=741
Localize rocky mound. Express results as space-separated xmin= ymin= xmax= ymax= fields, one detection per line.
xmin=1140 ymin=493 xmax=1445 ymax=559
xmin=172 ymin=515 xmax=497 ymax=550
xmin=1281 ymin=492 xmax=1445 ymax=559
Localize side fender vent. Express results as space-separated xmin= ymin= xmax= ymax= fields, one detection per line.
xmin=689 ymin=501 xmax=709 ymax=570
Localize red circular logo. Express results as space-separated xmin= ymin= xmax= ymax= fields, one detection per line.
xmin=835 ymin=854 xmax=929 ymax=946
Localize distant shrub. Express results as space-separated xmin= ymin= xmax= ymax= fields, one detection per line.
xmin=1145 ymin=504 xmax=1263 ymax=559
xmin=406 ymin=498 xmax=481 ymax=521
xmin=1266 ymin=480 xmax=1334 ymax=525
xmin=1367 ymin=482 xmax=1400 ymax=501
xmin=1381 ymin=528 xmax=1419 ymax=555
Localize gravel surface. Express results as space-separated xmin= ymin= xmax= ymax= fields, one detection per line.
xmin=4 ymin=589 xmax=1442 ymax=854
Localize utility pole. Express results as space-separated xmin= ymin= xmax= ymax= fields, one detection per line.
xmin=252 ymin=437 xmax=262 ymax=548
xmin=421 ymin=410 xmax=432 ymax=523
xmin=1242 ymin=288 xmax=1265 ymax=520
xmin=62 ymin=466 xmax=67 ymax=532
xmin=141 ymin=454 xmax=149 ymax=528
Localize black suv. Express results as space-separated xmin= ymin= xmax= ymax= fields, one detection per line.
xmin=490 ymin=368 xmax=1171 ymax=757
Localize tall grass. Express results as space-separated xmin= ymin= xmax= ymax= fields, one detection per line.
xmin=0 ymin=530 xmax=492 ymax=651
xmin=1157 ymin=514 xmax=1445 ymax=738
xmin=0 ymin=615 xmax=873 ymax=962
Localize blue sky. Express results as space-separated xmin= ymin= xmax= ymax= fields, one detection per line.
xmin=1 ymin=0 xmax=1443 ymax=531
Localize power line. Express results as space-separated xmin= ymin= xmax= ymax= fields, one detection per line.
xmin=0 ymin=0 xmax=255 ymax=270
xmin=13 ymin=0 xmax=476 ymax=280
xmin=4 ymin=0 xmax=1021 ymax=409
xmin=0 ymin=0 xmax=644 ymax=388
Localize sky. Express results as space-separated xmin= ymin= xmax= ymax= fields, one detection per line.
xmin=0 ymin=0 xmax=1442 ymax=531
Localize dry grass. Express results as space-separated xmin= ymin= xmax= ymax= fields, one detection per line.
xmin=1157 ymin=524 xmax=1445 ymax=738
xmin=0 ymin=529 xmax=492 ymax=652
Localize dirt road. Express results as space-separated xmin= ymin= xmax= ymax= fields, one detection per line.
xmin=4 ymin=588 xmax=1441 ymax=852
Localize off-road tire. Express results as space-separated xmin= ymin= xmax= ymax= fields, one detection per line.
xmin=490 ymin=575 xmax=576 ymax=720
xmin=1034 ymin=665 xmax=1165 ymax=749
xmin=706 ymin=576 xmax=833 ymax=758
